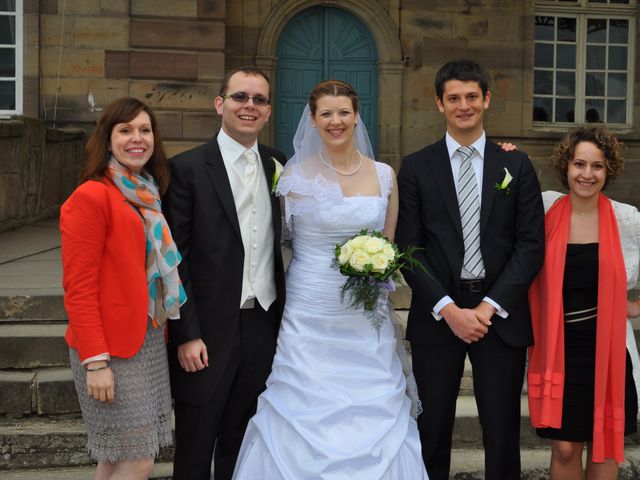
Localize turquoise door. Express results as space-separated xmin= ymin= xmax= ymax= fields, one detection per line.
xmin=275 ymin=7 xmax=378 ymax=159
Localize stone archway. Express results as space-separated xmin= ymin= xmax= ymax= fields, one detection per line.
xmin=256 ymin=0 xmax=404 ymax=168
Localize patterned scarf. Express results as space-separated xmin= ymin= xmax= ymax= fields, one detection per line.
xmin=528 ymin=193 xmax=626 ymax=463
xmin=107 ymin=157 xmax=186 ymax=327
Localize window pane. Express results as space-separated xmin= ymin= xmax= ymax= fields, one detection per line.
xmin=0 ymin=81 xmax=15 ymax=109
xmin=585 ymin=100 xmax=604 ymax=123
xmin=534 ymin=70 xmax=553 ymax=95
xmin=557 ymin=18 xmax=576 ymax=42
xmin=586 ymin=46 xmax=605 ymax=69
xmin=556 ymin=71 xmax=575 ymax=96
xmin=0 ymin=1 xmax=16 ymax=12
xmin=0 ymin=48 xmax=15 ymax=77
xmin=0 ymin=16 xmax=15 ymax=44
xmin=555 ymin=98 xmax=575 ymax=122
xmin=557 ymin=44 xmax=576 ymax=69
xmin=587 ymin=19 xmax=606 ymax=43
xmin=607 ymin=100 xmax=626 ymax=123
xmin=608 ymin=46 xmax=627 ymax=70
xmin=535 ymin=16 xmax=554 ymax=41
xmin=609 ymin=0 xmax=630 ymax=4
xmin=535 ymin=43 xmax=554 ymax=68
xmin=585 ymin=72 xmax=605 ymax=96
xmin=610 ymin=19 xmax=629 ymax=43
xmin=533 ymin=98 xmax=552 ymax=122
xmin=607 ymin=73 xmax=627 ymax=97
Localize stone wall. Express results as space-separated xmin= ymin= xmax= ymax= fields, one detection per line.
xmin=27 ymin=0 xmax=225 ymax=156
xmin=0 ymin=118 xmax=84 ymax=232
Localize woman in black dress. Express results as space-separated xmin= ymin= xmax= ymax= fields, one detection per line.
xmin=528 ymin=126 xmax=639 ymax=479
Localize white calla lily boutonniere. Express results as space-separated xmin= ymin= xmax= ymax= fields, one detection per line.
xmin=495 ymin=167 xmax=512 ymax=195
xmin=271 ymin=157 xmax=284 ymax=194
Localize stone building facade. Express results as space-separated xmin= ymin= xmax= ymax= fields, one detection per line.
xmin=5 ymin=0 xmax=640 ymax=205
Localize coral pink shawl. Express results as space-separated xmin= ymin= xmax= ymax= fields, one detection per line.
xmin=528 ymin=194 xmax=627 ymax=463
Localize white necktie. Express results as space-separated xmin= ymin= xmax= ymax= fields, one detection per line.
xmin=243 ymin=149 xmax=258 ymax=186
xmin=456 ymin=146 xmax=484 ymax=277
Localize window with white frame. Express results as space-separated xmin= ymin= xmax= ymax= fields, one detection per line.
xmin=0 ymin=0 xmax=22 ymax=116
xmin=533 ymin=0 xmax=635 ymax=126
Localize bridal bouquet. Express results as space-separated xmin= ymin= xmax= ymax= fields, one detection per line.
xmin=333 ymin=229 xmax=424 ymax=331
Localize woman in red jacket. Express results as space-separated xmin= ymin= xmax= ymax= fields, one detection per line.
xmin=60 ymin=97 xmax=185 ymax=479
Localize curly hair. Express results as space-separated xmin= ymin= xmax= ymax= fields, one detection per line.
xmin=551 ymin=126 xmax=624 ymax=191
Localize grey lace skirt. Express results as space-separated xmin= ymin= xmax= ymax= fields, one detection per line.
xmin=70 ymin=318 xmax=172 ymax=462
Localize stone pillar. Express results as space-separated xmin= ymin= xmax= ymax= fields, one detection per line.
xmin=378 ymin=62 xmax=404 ymax=170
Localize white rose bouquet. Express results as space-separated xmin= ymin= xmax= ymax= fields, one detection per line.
xmin=333 ymin=229 xmax=425 ymax=331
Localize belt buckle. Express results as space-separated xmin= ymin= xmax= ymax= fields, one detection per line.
xmin=461 ymin=279 xmax=483 ymax=293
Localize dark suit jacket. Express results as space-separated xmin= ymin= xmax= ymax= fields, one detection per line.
xmin=396 ymin=137 xmax=544 ymax=348
xmin=163 ymin=135 xmax=287 ymax=404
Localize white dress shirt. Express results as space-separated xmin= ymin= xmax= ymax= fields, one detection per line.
xmin=432 ymin=131 xmax=507 ymax=320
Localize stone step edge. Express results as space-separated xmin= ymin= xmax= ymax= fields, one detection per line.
xmin=0 ymin=462 xmax=172 ymax=479
xmin=450 ymin=446 xmax=640 ymax=472
xmin=0 ymin=296 xmax=66 ymax=321
xmin=2 ymin=449 xmax=640 ymax=479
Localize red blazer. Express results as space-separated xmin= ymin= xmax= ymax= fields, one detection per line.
xmin=60 ymin=178 xmax=148 ymax=361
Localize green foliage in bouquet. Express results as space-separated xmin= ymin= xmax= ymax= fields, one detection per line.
xmin=333 ymin=229 xmax=427 ymax=330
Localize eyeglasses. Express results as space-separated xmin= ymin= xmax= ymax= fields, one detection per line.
xmin=222 ymin=92 xmax=270 ymax=106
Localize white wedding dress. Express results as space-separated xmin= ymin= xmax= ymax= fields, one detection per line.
xmin=232 ymin=162 xmax=428 ymax=480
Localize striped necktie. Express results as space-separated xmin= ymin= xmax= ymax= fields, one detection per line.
xmin=456 ymin=146 xmax=484 ymax=277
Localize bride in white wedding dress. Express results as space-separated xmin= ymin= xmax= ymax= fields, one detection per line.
xmin=231 ymin=80 xmax=428 ymax=479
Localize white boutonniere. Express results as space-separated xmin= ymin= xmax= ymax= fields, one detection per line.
xmin=495 ymin=167 xmax=512 ymax=195
xmin=271 ymin=157 xmax=284 ymax=194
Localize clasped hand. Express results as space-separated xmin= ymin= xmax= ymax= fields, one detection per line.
xmin=441 ymin=301 xmax=495 ymax=344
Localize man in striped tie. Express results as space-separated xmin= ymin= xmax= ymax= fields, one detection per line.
xmin=397 ymin=59 xmax=545 ymax=480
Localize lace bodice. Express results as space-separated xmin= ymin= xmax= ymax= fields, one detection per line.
xmin=277 ymin=162 xmax=393 ymax=263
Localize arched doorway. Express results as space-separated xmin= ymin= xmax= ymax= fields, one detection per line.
xmin=274 ymin=6 xmax=378 ymax=158
xmin=256 ymin=0 xmax=403 ymax=169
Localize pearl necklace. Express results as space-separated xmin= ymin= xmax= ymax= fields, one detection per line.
xmin=319 ymin=149 xmax=363 ymax=176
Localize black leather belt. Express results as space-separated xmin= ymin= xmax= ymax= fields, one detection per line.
xmin=460 ymin=279 xmax=484 ymax=293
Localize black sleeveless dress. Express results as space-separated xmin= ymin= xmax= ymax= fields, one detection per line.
xmin=537 ymin=243 xmax=638 ymax=441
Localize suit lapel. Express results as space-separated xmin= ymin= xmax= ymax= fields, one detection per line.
xmin=480 ymin=141 xmax=500 ymax=236
xmin=429 ymin=139 xmax=463 ymax=239
xmin=204 ymin=137 xmax=242 ymax=240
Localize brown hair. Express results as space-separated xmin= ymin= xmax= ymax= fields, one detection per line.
xmin=308 ymin=80 xmax=359 ymax=115
xmin=435 ymin=58 xmax=490 ymax=100
xmin=80 ymin=97 xmax=170 ymax=194
xmin=218 ymin=66 xmax=270 ymax=96
xmin=551 ymin=125 xmax=624 ymax=191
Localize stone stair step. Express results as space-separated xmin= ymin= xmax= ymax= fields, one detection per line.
xmin=0 ymin=367 xmax=79 ymax=416
xmin=449 ymin=446 xmax=640 ymax=479
xmin=33 ymin=367 xmax=79 ymax=415
xmin=0 ymin=416 xmax=174 ymax=470
xmin=453 ymin=395 xmax=542 ymax=449
xmin=0 ymin=323 xmax=69 ymax=368
xmin=0 ymin=462 xmax=172 ymax=479
xmin=0 ymin=416 xmax=90 ymax=470
xmin=0 ymin=295 xmax=66 ymax=322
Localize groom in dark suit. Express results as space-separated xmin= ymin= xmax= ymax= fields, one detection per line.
xmin=163 ymin=66 xmax=286 ymax=480
xmin=396 ymin=59 xmax=544 ymax=480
